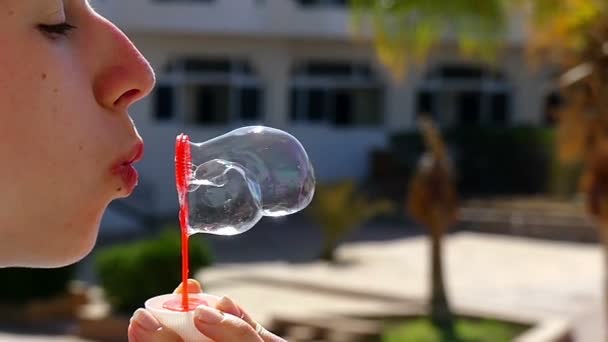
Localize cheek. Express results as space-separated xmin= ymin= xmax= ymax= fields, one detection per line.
xmin=0 ymin=48 xmax=108 ymax=208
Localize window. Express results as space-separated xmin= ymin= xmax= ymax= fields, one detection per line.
xmin=153 ymin=57 xmax=263 ymax=125
xmin=290 ymin=61 xmax=383 ymax=126
xmin=154 ymin=85 xmax=174 ymax=121
xmin=416 ymin=64 xmax=511 ymax=127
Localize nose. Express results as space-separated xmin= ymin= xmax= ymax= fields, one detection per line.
xmin=92 ymin=17 xmax=156 ymax=111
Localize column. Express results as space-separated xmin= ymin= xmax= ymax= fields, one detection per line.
xmin=383 ymin=66 xmax=421 ymax=132
xmin=252 ymin=49 xmax=290 ymax=129
xmin=505 ymin=55 xmax=545 ymax=125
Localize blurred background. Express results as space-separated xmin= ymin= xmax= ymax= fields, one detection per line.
xmin=2 ymin=0 xmax=608 ymax=341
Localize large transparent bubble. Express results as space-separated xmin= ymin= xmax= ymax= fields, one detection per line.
xmin=177 ymin=126 xmax=315 ymax=236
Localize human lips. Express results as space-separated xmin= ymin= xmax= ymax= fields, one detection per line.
xmin=112 ymin=142 xmax=144 ymax=193
xmin=126 ymin=142 xmax=144 ymax=165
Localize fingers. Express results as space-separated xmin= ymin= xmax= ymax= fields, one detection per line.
xmin=253 ymin=323 xmax=288 ymax=342
xmin=173 ymin=279 xmax=203 ymax=294
xmin=215 ymin=296 xmax=254 ymax=326
xmin=128 ymin=308 xmax=183 ymax=342
xmin=214 ymin=296 xmax=287 ymax=342
xmin=194 ymin=306 xmax=264 ymax=342
xmin=128 ymin=279 xmax=200 ymax=342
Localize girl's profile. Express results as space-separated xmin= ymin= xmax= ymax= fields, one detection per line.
xmin=0 ymin=1 xmax=284 ymax=340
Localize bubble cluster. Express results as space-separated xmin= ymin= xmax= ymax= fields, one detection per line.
xmin=180 ymin=126 xmax=315 ymax=236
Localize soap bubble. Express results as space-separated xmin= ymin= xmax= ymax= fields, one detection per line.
xmin=177 ymin=126 xmax=315 ymax=236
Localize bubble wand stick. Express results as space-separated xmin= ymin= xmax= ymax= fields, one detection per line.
xmin=175 ymin=134 xmax=193 ymax=311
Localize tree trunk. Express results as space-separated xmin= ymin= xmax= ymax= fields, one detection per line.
xmin=599 ymin=227 xmax=608 ymax=342
xmin=604 ymin=242 xmax=608 ymax=342
xmin=320 ymin=234 xmax=339 ymax=263
xmin=430 ymin=229 xmax=455 ymax=337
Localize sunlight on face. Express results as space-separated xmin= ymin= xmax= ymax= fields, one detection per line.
xmin=0 ymin=0 xmax=155 ymax=267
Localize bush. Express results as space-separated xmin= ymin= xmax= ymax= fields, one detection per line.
xmin=95 ymin=230 xmax=213 ymax=314
xmin=0 ymin=265 xmax=76 ymax=305
xmin=384 ymin=126 xmax=581 ymax=197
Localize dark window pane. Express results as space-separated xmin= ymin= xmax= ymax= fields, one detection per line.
xmin=296 ymin=0 xmax=320 ymax=5
xmin=307 ymin=89 xmax=326 ymax=121
xmin=194 ymin=85 xmax=229 ymax=124
xmin=457 ymin=91 xmax=481 ymax=125
xmin=238 ymin=62 xmax=254 ymax=75
xmin=417 ymin=90 xmax=433 ymax=117
xmin=306 ymin=63 xmax=352 ymax=77
xmin=196 ymin=87 xmax=215 ymax=123
xmin=239 ymin=87 xmax=260 ymax=120
xmin=290 ymin=59 xmax=380 ymax=126
xmin=355 ymin=64 xmax=373 ymax=78
xmin=441 ymin=66 xmax=484 ymax=79
xmin=183 ymin=59 xmax=231 ymax=73
xmin=290 ymin=89 xmax=299 ymax=121
xmin=491 ymin=93 xmax=509 ymax=125
xmin=333 ymin=90 xmax=352 ymax=126
xmin=154 ymin=85 xmax=174 ymax=120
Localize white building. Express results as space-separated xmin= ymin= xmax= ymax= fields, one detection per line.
xmin=92 ymin=0 xmax=559 ymax=228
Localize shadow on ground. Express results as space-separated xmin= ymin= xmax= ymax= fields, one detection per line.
xmin=199 ymin=214 xmax=424 ymax=264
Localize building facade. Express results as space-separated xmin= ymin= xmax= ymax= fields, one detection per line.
xmin=92 ymin=0 xmax=559 ymax=227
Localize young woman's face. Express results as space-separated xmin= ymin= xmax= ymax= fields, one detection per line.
xmin=0 ymin=0 xmax=155 ymax=267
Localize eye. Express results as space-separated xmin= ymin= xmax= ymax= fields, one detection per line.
xmin=38 ymin=22 xmax=77 ymax=39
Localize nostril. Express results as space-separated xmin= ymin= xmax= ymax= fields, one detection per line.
xmin=114 ymin=89 xmax=141 ymax=107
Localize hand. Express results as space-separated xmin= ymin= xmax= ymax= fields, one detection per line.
xmin=128 ymin=279 xmax=286 ymax=342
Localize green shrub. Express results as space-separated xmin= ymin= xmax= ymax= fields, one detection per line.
xmin=0 ymin=265 xmax=76 ymax=304
xmin=95 ymin=230 xmax=213 ymax=314
xmin=386 ymin=126 xmax=581 ymax=197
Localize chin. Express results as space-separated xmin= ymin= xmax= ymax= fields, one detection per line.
xmin=40 ymin=210 xmax=103 ymax=268
xmin=30 ymin=229 xmax=98 ymax=268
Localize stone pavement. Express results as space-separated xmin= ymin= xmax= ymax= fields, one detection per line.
xmin=196 ymin=232 xmax=605 ymax=341
xmin=0 ymin=231 xmax=604 ymax=341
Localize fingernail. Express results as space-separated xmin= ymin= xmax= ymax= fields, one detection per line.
xmin=195 ymin=305 xmax=224 ymax=324
xmin=174 ymin=279 xmax=203 ymax=294
xmin=131 ymin=309 xmax=160 ymax=332
xmin=186 ymin=279 xmax=203 ymax=293
xmin=218 ymin=296 xmax=234 ymax=307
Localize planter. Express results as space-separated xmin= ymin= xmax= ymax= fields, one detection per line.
xmin=75 ymin=287 xmax=130 ymax=342
xmin=0 ymin=287 xmax=88 ymax=324
xmin=268 ymin=307 xmax=573 ymax=342
xmin=77 ymin=314 xmax=130 ymax=342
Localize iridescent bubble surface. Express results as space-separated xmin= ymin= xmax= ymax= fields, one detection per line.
xmin=182 ymin=126 xmax=315 ymax=235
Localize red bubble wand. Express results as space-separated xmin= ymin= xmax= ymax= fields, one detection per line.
xmin=175 ymin=134 xmax=192 ymax=311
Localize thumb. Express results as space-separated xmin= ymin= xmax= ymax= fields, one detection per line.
xmin=215 ymin=296 xmax=286 ymax=342
xmin=193 ymin=305 xmax=263 ymax=342
xmin=128 ymin=308 xmax=183 ymax=342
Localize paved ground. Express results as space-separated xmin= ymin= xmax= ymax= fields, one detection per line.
xmin=197 ymin=232 xmax=605 ymax=341
xmin=0 ymin=229 xmax=605 ymax=341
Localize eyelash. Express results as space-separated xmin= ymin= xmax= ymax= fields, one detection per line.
xmin=38 ymin=22 xmax=77 ymax=38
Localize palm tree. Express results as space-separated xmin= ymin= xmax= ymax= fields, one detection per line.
xmin=308 ymin=181 xmax=394 ymax=263
xmin=407 ymin=117 xmax=459 ymax=336
xmin=350 ymin=1 xmax=601 ymax=79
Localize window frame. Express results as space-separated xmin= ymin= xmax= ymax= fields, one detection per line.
xmin=153 ymin=57 xmax=264 ymax=125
